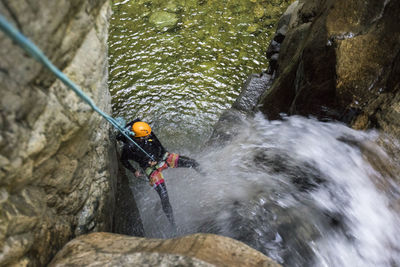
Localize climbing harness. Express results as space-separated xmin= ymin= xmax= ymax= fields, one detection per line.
xmin=0 ymin=14 xmax=155 ymax=161
xmin=145 ymin=152 xmax=180 ymax=187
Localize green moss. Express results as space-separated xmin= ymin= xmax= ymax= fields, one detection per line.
xmin=108 ymin=0 xmax=292 ymax=147
xmin=254 ymin=5 xmax=265 ymax=19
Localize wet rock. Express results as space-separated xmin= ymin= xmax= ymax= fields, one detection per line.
xmin=208 ymin=109 xmax=247 ymax=147
xmin=265 ymin=1 xmax=300 ymax=75
xmin=257 ymin=0 xmax=400 ymax=140
xmin=266 ymin=40 xmax=281 ymax=59
xmin=0 ymin=1 xmax=120 ymax=266
xmin=233 ymin=73 xmax=273 ymax=113
xmin=49 ymin=232 xmax=281 ymax=267
xmin=209 ymin=73 xmax=273 ymax=146
xmin=149 ymin=11 xmax=179 ymax=32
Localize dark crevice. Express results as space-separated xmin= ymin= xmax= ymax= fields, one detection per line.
xmin=386 ymin=48 xmax=400 ymax=93
xmin=112 ymin=155 xmax=144 ymax=237
xmin=0 ymin=67 xmax=9 ymax=76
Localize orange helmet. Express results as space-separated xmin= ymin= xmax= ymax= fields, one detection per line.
xmin=132 ymin=122 xmax=151 ymax=137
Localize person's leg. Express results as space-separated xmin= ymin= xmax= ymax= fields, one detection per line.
xmin=178 ymin=155 xmax=206 ymax=175
xmin=177 ymin=155 xmax=199 ymax=169
xmin=154 ymin=182 xmax=175 ymax=226
xmin=166 ymin=153 xmax=200 ymax=171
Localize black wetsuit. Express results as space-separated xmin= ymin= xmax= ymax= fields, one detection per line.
xmin=118 ymin=123 xmax=167 ymax=173
xmin=117 ymin=119 xmax=199 ymax=225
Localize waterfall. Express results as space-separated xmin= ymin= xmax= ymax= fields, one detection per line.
xmin=130 ymin=113 xmax=400 ymax=267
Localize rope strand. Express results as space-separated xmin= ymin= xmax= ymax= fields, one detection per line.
xmin=0 ymin=14 xmax=155 ymax=161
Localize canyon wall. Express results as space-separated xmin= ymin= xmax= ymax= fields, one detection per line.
xmin=259 ymin=0 xmax=400 ymax=139
xmin=0 ymin=1 xmax=117 ymax=265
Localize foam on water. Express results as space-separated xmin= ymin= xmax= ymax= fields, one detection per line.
xmin=129 ymin=114 xmax=400 ymax=266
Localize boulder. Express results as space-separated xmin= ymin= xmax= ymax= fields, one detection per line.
xmin=257 ymin=0 xmax=400 ymax=139
xmin=49 ymin=232 xmax=281 ymax=267
xmin=149 ymin=11 xmax=179 ymax=32
xmin=208 ymin=73 xmax=273 ymax=146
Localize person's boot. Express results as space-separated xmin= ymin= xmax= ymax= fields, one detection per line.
xmin=178 ymin=156 xmax=206 ymax=175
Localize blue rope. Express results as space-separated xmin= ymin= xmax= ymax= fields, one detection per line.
xmin=0 ymin=14 xmax=155 ymax=161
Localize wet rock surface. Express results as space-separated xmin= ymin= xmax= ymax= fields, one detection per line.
xmin=209 ymin=73 xmax=273 ymax=146
xmin=257 ymin=0 xmax=400 ymax=140
xmin=149 ymin=11 xmax=179 ymax=32
xmin=3 ymin=0 xmax=400 ymax=266
xmin=49 ymin=232 xmax=281 ymax=267
xmin=0 ymin=1 xmax=118 ymax=266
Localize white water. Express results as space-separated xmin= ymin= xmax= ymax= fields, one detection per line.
xmin=129 ymin=114 xmax=400 ymax=267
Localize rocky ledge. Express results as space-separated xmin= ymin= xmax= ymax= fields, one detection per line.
xmin=49 ymin=232 xmax=281 ymax=267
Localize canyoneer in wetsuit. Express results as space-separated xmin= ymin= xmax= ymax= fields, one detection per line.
xmin=117 ymin=119 xmax=200 ymax=226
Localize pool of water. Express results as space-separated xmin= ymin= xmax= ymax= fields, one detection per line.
xmin=108 ymin=0 xmax=292 ymax=151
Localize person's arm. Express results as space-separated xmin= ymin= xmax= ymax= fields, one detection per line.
xmin=121 ymin=147 xmax=137 ymax=173
xmin=116 ymin=131 xmax=126 ymax=142
xmin=120 ymin=145 xmax=143 ymax=177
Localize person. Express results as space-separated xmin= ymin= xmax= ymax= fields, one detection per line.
xmin=117 ymin=118 xmax=200 ymax=226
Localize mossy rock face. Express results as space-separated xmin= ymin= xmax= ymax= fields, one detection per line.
xmin=0 ymin=1 xmax=118 ymax=267
xmin=149 ymin=11 xmax=179 ymax=31
xmin=258 ymin=0 xmax=400 ymax=140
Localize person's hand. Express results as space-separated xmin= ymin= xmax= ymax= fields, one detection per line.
xmin=134 ymin=170 xmax=142 ymax=177
xmin=148 ymin=161 xmax=157 ymax=167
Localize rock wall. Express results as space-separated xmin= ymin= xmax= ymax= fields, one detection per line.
xmin=0 ymin=1 xmax=117 ymax=266
xmin=258 ymin=0 xmax=400 ymax=138
xmin=208 ymin=73 xmax=274 ymax=146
